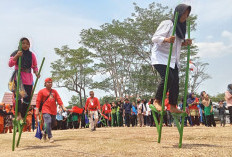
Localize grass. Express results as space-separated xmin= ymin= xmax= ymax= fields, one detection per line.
xmin=0 ymin=125 xmax=232 ymax=157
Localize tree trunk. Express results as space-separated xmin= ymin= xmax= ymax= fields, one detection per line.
xmin=79 ymin=92 xmax=82 ymax=107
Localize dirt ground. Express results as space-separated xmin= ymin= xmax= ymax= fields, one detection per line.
xmin=0 ymin=125 xmax=232 ymax=157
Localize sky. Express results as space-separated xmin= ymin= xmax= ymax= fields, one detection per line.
xmin=0 ymin=0 xmax=232 ymax=106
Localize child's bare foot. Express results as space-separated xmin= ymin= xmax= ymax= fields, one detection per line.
xmin=17 ymin=116 xmax=22 ymax=121
xmin=170 ymin=105 xmax=185 ymax=113
xmin=16 ymin=113 xmax=23 ymax=121
xmin=153 ymin=99 xmax=162 ymax=111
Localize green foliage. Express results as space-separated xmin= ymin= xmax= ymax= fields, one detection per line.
xmin=210 ymin=93 xmax=225 ymax=103
xmin=50 ymin=46 xmax=95 ymax=106
xmin=68 ymin=95 xmax=83 ymax=108
xmin=99 ymin=95 xmax=117 ymax=106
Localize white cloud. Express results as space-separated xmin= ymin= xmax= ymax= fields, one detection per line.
xmin=221 ymin=30 xmax=232 ymax=42
xmin=196 ymin=42 xmax=231 ymax=58
xmin=196 ymin=31 xmax=232 ymax=58
xmin=206 ymin=35 xmax=213 ymax=40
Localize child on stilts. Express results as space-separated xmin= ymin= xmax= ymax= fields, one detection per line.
xmin=8 ymin=37 xmax=40 ymax=121
xmin=151 ymin=4 xmax=192 ymax=113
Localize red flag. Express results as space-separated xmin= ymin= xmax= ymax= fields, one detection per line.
xmin=189 ymin=61 xmax=197 ymax=72
xmin=102 ymin=114 xmax=109 ymax=120
xmin=71 ymin=106 xmax=83 ymax=114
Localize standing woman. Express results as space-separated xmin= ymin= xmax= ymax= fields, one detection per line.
xmin=151 ymin=4 xmax=192 ymax=113
xmin=8 ymin=37 xmax=40 ymax=120
xmin=201 ymin=91 xmax=216 ymax=127
xmin=187 ymin=93 xmax=200 ymax=126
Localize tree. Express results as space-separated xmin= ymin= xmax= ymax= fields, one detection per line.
xmin=80 ymin=2 xmax=210 ymax=99
xmin=189 ymin=61 xmax=211 ymax=93
xmin=81 ymin=20 xmax=140 ymax=98
xmin=210 ymin=93 xmax=225 ymax=102
xmin=68 ymin=95 xmax=82 ymax=108
xmin=99 ymin=95 xmax=116 ymax=106
xmin=50 ymin=46 xmax=95 ymax=107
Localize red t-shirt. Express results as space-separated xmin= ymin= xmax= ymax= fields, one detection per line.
xmin=85 ymin=97 xmax=100 ymax=111
xmin=102 ymin=104 xmax=111 ymax=114
xmin=189 ymin=97 xmax=199 ymax=110
xmin=165 ymin=98 xmax=170 ymax=111
xmin=36 ymin=88 xmax=63 ymax=115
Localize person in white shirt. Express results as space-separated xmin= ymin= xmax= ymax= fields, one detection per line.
xmin=137 ymin=100 xmax=144 ymax=127
xmin=152 ymin=4 xmax=192 ymax=113
xmin=142 ymin=100 xmax=148 ymax=126
xmin=146 ymin=102 xmax=151 ymax=126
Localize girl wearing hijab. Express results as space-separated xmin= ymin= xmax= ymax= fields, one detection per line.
xmin=187 ymin=93 xmax=200 ymax=126
xmin=151 ymin=4 xmax=192 ymax=113
xmin=8 ymin=37 xmax=39 ymax=121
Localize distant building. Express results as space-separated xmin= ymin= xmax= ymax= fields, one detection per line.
xmin=1 ymin=92 xmax=37 ymax=106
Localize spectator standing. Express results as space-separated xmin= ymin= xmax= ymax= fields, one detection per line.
xmin=116 ymin=101 xmax=123 ymax=127
xmin=131 ymin=102 xmax=137 ymax=127
xmin=56 ymin=106 xmax=63 ymax=130
xmin=111 ymin=102 xmax=117 ymax=127
xmin=142 ymin=100 xmax=148 ymax=126
xmin=137 ymin=100 xmax=144 ymax=127
xmin=187 ymin=93 xmax=200 ymax=126
xmin=218 ymin=100 xmax=226 ymax=127
xmin=72 ymin=112 xmax=79 ymax=129
xmin=225 ymin=84 xmax=232 ymax=126
xmin=4 ymin=104 xmax=13 ymax=133
xmin=102 ymin=100 xmax=111 ymax=127
xmin=201 ymin=91 xmax=216 ymax=127
xmin=123 ymin=98 xmax=132 ymax=127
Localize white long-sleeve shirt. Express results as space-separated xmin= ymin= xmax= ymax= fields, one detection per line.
xmin=151 ymin=20 xmax=183 ymax=69
xmin=146 ymin=103 xmax=151 ymax=116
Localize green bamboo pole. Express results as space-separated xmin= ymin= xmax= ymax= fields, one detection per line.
xmin=12 ymin=41 xmax=22 ymax=151
xmin=158 ymin=12 xmax=179 ymax=143
xmin=116 ymin=112 xmax=119 ymax=126
xmin=179 ymin=20 xmax=191 ymax=148
xmin=16 ymin=57 xmax=45 ymax=147
xmin=149 ymin=105 xmax=160 ymax=133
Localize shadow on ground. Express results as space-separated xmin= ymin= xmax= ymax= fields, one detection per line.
xmin=20 ymin=144 xmax=61 ymax=150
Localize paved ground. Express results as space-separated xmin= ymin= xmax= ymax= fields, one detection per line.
xmin=0 ymin=125 xmax=232 ymax=157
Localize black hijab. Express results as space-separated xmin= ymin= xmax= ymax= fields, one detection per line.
xmin=172 ymin=4 xmax=191 ymax=39
xmin=10 ymin=37 xmax=32 ymax=69
xmin=228 ymin=84 xmax=232 ymax=95
xmin=187 ymin=93 xmax=195 ymax=105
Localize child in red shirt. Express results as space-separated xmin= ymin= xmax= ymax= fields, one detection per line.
xmin=102 ymin=100 xmax=111 ymax=126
